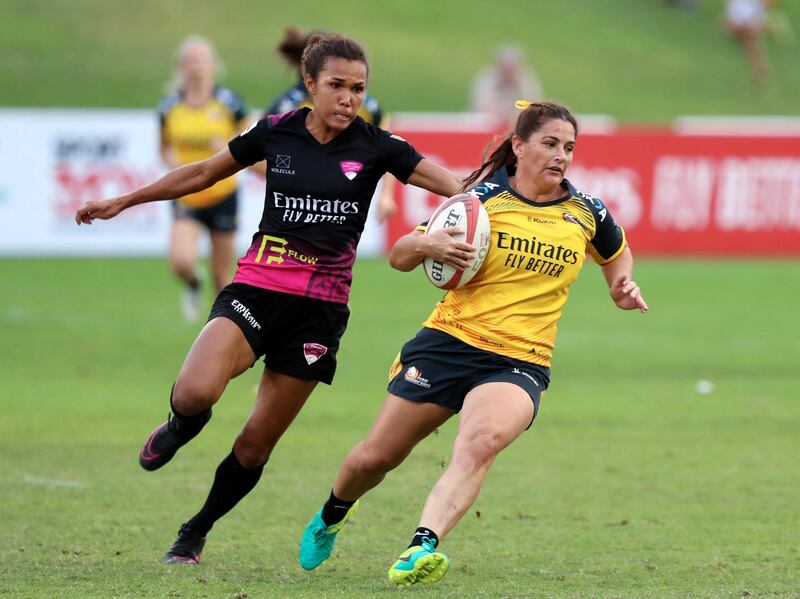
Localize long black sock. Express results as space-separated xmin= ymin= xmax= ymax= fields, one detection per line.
xmin=185 ymin=450 xmax=265 ymax=536
xmin=320 ymin=490 xmax=357 ymax=526
xmin=408 ymin=527 xmax=439 ymax=549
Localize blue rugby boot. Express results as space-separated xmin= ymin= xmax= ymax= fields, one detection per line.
xmin=299 ymin=501 xmax=359 ymax=570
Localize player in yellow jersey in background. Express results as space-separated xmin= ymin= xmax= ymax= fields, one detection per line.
xmin=299 ymin=101 xmax=648 ymax=586
xmin=159 ymin=36 xmax=249 ymax=321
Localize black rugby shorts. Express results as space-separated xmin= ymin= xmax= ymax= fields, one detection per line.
xmin=173 ymin=190 xmax=238 ymax=233
xmin=208 ymin=283 xmax=350 ymax=384
xmin=387 ymin=327 xmax=550 ymax=427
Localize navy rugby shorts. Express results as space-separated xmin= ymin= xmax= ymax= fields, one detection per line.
xmin=208 ymin=283 xmax=350 ymax=384
xmin=387 ymin=327 xmax=550 ymax=427
xmin=173 ymin=190 xmax=238 ymax=233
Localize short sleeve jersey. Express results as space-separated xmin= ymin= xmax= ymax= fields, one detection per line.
xmin=228 ymin=107 xmax=422 ymax=304
xmin=158 ymin=86 xmax=248 ymax=208
xmin=422 ymin=166 xmax=626 ymax=367
xmin=266 ymin=81 xmax=384 ymax=127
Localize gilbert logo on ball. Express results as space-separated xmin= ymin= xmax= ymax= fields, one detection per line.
xmin=423 ymin=194 xmax=491 ymax=290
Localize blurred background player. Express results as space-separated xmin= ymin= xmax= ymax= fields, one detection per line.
xmin=469 ymin=44 xmax=544 ymax=126
xmin=76 ymin=32 xmax=463 ymax=566
xmin=266 ymin=26 xmax=398 ymax=221
xmin=723 ymin=0 xmax=775 ymax=84
xmin=158 ymin=35 xmax=249 ymax=321
xmin=299 ymin=101 xmax=648 ymax=586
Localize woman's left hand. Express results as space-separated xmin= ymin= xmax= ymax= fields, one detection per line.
xmin=610 ymin=275 xmax=648 ymax=313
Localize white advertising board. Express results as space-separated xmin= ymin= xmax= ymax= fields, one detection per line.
xmin=0 ymin=108 xmax=385 ymax=257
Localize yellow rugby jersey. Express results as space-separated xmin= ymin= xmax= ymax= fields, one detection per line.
xmin=158 ymin=86 xmax=248 ymax=208
xmin=422 ymin=167 xmax=626 ymax=368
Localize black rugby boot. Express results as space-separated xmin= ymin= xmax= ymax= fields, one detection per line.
xmin=139 ymin=408 xmax=212 ymax=471
xmin=163 ymin=523 xmax=206 ymax=564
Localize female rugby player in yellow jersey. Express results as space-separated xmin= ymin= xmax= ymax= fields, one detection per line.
xmin=159 ymin=36 xmax=249 ymax=321
xmin=299 ymin=101 xmax=649 ymax=586
xmin=76 ymin=33 xmax=464 ymax=566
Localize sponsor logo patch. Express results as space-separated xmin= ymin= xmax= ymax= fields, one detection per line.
xmin=404 ymin=366 xmax=431 ymax=389
xmin=339 ymin=160 xmax=364 ymax=181
xmin=271 ymin=154 xmax=295 ymax=176
xmin=231 ymin=300 xmax=262 ymax=330
xmin=512 ymin=367 xmax=540 ymax=386
xmin=563 ymin=212 xmax=590 ymax=231
xmin=303 ymin=343 xmax=328 ymax=365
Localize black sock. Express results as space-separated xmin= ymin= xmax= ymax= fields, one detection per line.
xmin=169 ymin=384 xmax=212 ymax=433
xmin=320 ymin=490 xmax=357 ymax=526
xmin=408 ymin=527 xmax=439 ymax=549
xmin=185 ymin=450 xmax=265 ymax=536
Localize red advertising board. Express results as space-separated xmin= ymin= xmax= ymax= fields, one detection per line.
xmin=388 ymin=121 xmax=800 ymax=256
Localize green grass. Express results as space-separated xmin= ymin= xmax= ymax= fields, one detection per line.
xmin=1 ymin=257 xmax=798 ymax=598
xmin=1 ymin=0 xmax=799 ymax=119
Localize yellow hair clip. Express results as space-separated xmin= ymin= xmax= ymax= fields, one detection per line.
xmin=515 ymin=100 xmax=533 ymax=110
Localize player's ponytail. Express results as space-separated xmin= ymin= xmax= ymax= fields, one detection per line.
xmin=462 ymin=101 xmax=578 ymax=191
xmin=276 ymin=26 xmax=311 ymax=68
xmin=301 ymin=33 xmax=369 ymax=81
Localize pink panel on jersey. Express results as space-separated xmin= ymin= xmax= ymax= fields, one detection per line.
xmin=232 ymin=234 xmax=357 ymax=304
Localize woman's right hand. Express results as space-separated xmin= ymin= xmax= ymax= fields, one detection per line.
xmin=421 ymin=227 xmax=477 ymax=270
xmin=75 ymin=197 xmax=126 ymax=225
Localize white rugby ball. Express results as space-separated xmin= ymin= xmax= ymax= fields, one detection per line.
xmin=423 ymin=194 xmax=490 ymax=290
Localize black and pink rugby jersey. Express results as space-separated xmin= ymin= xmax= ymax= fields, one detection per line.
xmin=228 ymin=107 xmax=423 ymax=303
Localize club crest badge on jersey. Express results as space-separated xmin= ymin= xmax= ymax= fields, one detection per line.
xmin=339 ymin=161 xmax=364 ymax=181
xmin=303 ymin=343 xmax=328 ymax=365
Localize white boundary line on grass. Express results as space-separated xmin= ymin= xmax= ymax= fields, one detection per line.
xmin=22 ymin=475 xmax=86 ymax=489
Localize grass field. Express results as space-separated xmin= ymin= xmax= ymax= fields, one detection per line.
xmin=1 ymin=257 xmax=798 ymax=598
xmin=1 ymin=0 xmax=799 ymax=120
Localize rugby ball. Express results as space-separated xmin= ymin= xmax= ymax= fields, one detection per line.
xmin=423 ymin=194 xmax=490 ymax=290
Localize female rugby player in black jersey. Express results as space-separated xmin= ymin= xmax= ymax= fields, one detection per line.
xmin=75 ymin=33 xmax=471 ymax=565
xmin=299 ymin=101 xmax=648 ymax=586
xmin=266 ymin=25 xmax=398 ymax=221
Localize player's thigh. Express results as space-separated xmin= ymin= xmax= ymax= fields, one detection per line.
xmin=458 ymin=382 xmax=534 ymax=452
xmin=361 ymin=393 xmax=454 ymax=462
xmin=177 ymin=317 xmax=256 ymax=396
xmin=209 ymin=231 xmax=235 ymax=278
xmin=209 ymin=230 xmax=235 ymax=262
xmin=169 ymin=217 xmax=202 ymax=264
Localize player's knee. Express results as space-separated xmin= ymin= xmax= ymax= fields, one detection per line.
xmin=233 ymin=433 xmax=271 ymax=469
xmin=357 ymin=444 xmax=405 ymax=476
xmin=171 ymin=257 xmax=195 ymax=279
xmin=455 ymin=428 xmax=503 ymax=470
xmin=172 ymin=376 xmax=220 ymax=414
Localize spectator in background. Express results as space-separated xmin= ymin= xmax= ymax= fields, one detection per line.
xmin=724 ymin=0 xmax=775 ymax=84
xmin=159 ymin=35 xmax=249 ymax=321
xmin=266 ymin=26 xmax=398 ymax=221
xmin=469 ymin=44 xmax=543 ymax=126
